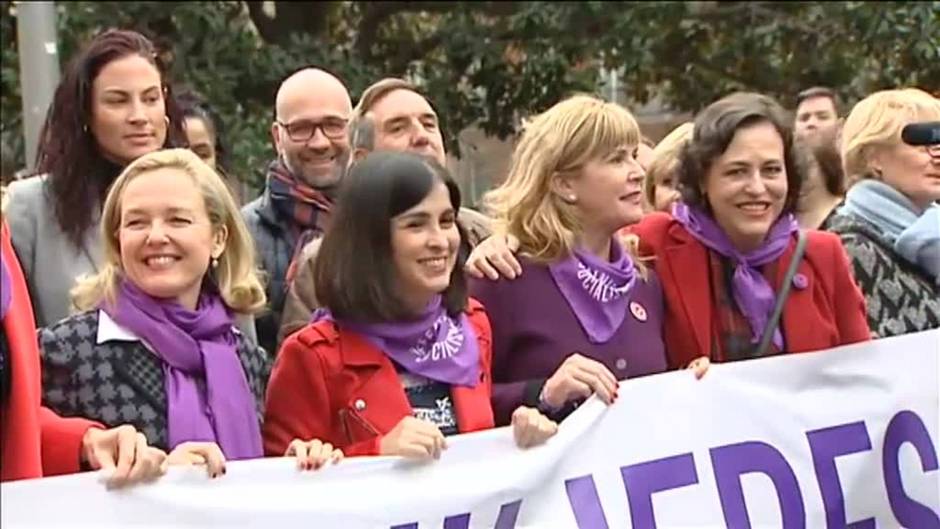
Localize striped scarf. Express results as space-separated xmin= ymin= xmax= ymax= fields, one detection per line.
xmin=266 ymin=160 xmax=334 ymax=276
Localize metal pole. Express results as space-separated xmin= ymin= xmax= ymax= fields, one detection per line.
xmin=16 ymin=1 xmax=60 ymax=170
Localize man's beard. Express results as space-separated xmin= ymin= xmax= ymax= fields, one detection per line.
xmin=282 ymin=149 xmax=349 ymax=194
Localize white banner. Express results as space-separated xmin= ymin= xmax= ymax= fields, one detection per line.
xmin=3 ymin=330 xmax=938 ymax=529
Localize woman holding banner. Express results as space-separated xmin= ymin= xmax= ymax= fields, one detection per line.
xmin=36 ymin=149 xmax=281 ymax=476
xmin=467 ymin=95 xmax=669 ymax=426
xmin=467 ymin=93 xmax=870 ymax=373
xmin=1 ymin=191 xmax=167 ymax=484
xmin=263 ymin=151 xmax=558 ymax=460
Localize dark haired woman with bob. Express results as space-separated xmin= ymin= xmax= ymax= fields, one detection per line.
xmin=466 ymin=93 xmax=871 ymax=374
xmin=631 ymin=92 xmax=870 ymax=372
xmin=263 ymin=151 xmax=557 ymax=459
xmin=5 ymin=29 xmax=186 ymax=329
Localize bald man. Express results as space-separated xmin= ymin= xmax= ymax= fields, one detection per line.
xmin=241 ymin=67 xmax=353 ymax=356
xmin=276 ymin=78 xmax=496 ymax=345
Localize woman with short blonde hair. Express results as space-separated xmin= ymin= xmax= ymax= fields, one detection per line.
xmin=828 ymin=88 xmax=940 ymax=337
xmin=471 ymin=95 xmax=668 ymax=425
xmin=643 ymin=122 xmax=693 ymax=213
xmin=72 ymin=149 xmax=265 ymax=313
xmin=39 ymin=149 xmax=278 ymax=476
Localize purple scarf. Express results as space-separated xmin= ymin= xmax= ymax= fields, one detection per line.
xmin=101 ymin=280 xmax=262 ymax=459
xmin=548 ymin=239 xmax=638 ymax=344
xmin=313 ymin=296 xmax=481 ymax=387
xmin=673 ymin=202 xmax=799 ymax=350
xmin=0 ymin=255 xmax=11 ymax=320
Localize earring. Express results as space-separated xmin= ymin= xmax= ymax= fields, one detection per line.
xmin=82 ymin=124 xmax=88 ymax=134
xmin=164 ymin=116 xmax=170 ymax=127
xmin=211 ymin=257 xmax=219 ymax=269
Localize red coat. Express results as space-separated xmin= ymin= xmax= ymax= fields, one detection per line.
xmin=1 ymin=223 xmax=98 ymax=481
xmin=630 ymin=213 xmax=871 ymax=369
xmin=263 ymin=299 xmax=495 ymax=457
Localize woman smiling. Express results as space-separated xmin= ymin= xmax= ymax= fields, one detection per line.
xmin=38 ymin=149 xmax=270 ymax=476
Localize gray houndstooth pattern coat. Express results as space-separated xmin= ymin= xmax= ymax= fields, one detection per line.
xmin=828 ymin=212 xmax=940 ymax=338
xmin=39 ymin=310 xmax=272 ymax=452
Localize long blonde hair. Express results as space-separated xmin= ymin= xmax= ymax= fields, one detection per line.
xmin=484 ymin=95 xmax=642 ymax=263
xmin=71 ymin=148 xmax=266 ymax=314
xmin=842 ymin=88 xmax=940 ymax=186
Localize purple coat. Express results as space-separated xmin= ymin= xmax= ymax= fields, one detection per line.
xmin=470 ymin=257 xmax=668 ymax=425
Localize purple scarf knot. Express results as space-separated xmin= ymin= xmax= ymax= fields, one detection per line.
xmin=312 ymin=296 xmax=481 ymax=387
xmin=102 ymin=279 xmax=262 ymax=459
xmin=548 ymin=239 xmax=638 ymax=344
xmin=673 ymin=202 xmax=799 ymax=350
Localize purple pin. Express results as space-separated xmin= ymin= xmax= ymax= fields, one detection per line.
xmin=792 ymin=273 xmax=808 ymax=290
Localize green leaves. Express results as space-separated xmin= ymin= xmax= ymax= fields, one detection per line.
xmin=2 ymin=0 xmax=937 ymax=190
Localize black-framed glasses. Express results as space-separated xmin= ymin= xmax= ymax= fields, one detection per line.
xmin=277 ymin=117 xmax=349 ymax=142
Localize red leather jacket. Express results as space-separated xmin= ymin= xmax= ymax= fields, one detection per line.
xmin=630 ymin=213 xmax=871 ymax=369
xmin=1 ymin=222 xmax=98 ymax=481
xmin=263 ymin=299 xmax=495 ymax=457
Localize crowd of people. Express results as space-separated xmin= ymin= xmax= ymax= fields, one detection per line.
xmin=1 ymin=28 xmax=937 ymax=487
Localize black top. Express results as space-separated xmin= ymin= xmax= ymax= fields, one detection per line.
xmin=398 ymin=370 xmax=459 ymax=436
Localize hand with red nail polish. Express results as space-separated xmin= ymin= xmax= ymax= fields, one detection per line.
xmin=285 ymin=439 xmax=344 ymax=471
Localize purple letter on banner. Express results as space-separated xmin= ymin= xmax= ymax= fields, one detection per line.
xmin=565 ymin=475 xmax=610 ymax=529
xmin=621 ymin=452 xmax=699 ymax=528
xmin=806 ymin=421 xmax=875 ymax=529
xmin=882 ymin=410 xmax=940 ymax=529
xmin=390 ymin=500 xmax=522 ymax=529
xmin=710 ymin=441 xmax=806 ymax=529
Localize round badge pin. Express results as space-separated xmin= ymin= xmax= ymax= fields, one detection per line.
xmin=630 ymin=301 xmax=648 ymax=322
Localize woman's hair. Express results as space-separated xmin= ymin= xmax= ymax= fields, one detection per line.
xmin=313 ymin=150 xmax=468 ymax=322
xmin=797 ymin=129 xmax=845 ymax=197
xmin=71 ymin=149 xmax=265 ymax=314
xmin=841 ymin=88 xmax=940 ymax=185
xmin=32 ymin=29 xmax=186 ymax=248
xmin=677 ymin=92 xmax=805 ymax=214
xmin=483 ymin=94 xmax=641 ymax=262
xmin=643 ymin=122 xmax=693 ymax=207
xmin=176 ymin=88 xmax=230 ymax=173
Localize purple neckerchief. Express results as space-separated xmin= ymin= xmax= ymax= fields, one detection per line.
xmin=312 ymin=296 xmax=481 ymax=387
xmin=102 ymin=279 xmax=262 ymax=460
xmin=548 ymin=239 xmax=638 ymax=344
xmin=0 ymin=254 xmax=11 ymax=320
xmin=673 ymin=202 xmax=799 ymax=350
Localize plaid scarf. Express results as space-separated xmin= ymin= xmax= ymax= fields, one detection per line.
xmin=708 ymin=251 xmax=783 ymax=362
xmin=266 ymin=160 xmax=334 ymax=274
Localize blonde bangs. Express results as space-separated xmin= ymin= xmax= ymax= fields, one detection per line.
xmin=842 ymin=88 xmax=940 ymax=181
xmin=558 ymin=101 xmax=641 ymax=173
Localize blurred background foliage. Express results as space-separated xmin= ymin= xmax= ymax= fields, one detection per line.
xmin=2 ymin=1 xmax=938 ymax=191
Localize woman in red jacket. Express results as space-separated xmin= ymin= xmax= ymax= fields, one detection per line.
xmin=466 ymin=93 xmax=870 ymax=371
xmin=630 ymin=92 xmax=870 ymax=371
xmin=1 ymin=218 xmax=166 ymax=483
xmin=263 ymin=151 xmax=557 ymax=460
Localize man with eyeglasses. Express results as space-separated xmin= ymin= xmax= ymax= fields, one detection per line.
xmin=276 ymin=78 xmax=495 ymax=344
xmin=241 ymin=67 xmax=353 ymax=357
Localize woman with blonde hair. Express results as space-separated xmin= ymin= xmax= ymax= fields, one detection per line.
xmin=827 ymin=88 xmax=940 ymax=337
xmin=469 ymin=95 xmax=668 ymax=425
xmin=643 ymin=122 xmax=693 ymax=213
xmin=469 ymin=93 xmax=869 ymax=376
xmin=37 ymin=149 xmax=325 ymax=475
xmin=2 ymin=189 xmax=167 ymax=484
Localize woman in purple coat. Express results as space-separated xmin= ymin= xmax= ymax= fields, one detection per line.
xmin=470 ymin=95 xmax=668 ymax=425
